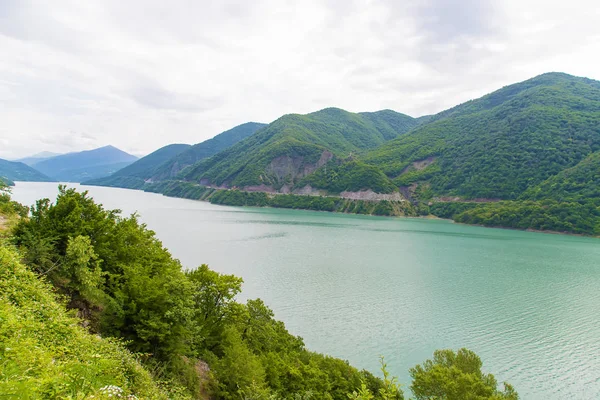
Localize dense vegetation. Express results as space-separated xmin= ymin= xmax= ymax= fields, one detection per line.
xmin=409 ymin=349 xmax=517 ymax=400
xmin=297 ymin=159 xmax=397 ymax=194
xmin=365 ymin=73 xmax=600 ymax=200
xmin=181 ymin=108 xmax=417 ymax=189
xmin=0 ymin=245 xmax=174 ymax=398
xmin=522 ymin=151 xmax=600 ymax=202
xmin=152 ymin=122 xmax=267 ymax=180
xmin=84 ymin=144 xmax=191 ymax=188
xmin=34 ymin=145 xmax=138 ymax=182
xmin=0 ymin=158 xmax=54 ymax=182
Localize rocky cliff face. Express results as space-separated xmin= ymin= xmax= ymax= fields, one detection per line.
xmin=264 ymin=150 xmax=334 ymax=188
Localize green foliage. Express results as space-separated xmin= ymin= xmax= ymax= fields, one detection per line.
xmin=152 ymin=122 xmax=267 ymax=181
xmin=348 ymin=357 xmax=403 ymax=400
xmin=428 ymin=202 xmax=480 ymax=219
xmin=521 ymin=151 xmax=600 ymax=202
xmin=182 ymin=108 xmax=417 ymax=188
xmin=0 ymin=184 xmax=28 ymax=219
xmin=298 ymin=160 xmax=396 ymax=194
xmin=0 ymin=244 xmax=177 ymax=399
xmin=12 ymin=186 xmax=197 ymax=392
xmin=394 ymin=163 xmax=441 ymax=187
xmin=365 ymin=73 xmax=600 ymax=200
xmin=409 ymin=349 xmax=518 ymax=400
xmin=452 ymin=200 xmax=600 ymax=235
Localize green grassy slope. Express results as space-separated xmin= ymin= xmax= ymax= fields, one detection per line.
xmin=181 ymin=108 xmax=417 ymax=189
xmin=365 ymin=72 xmax=600 ymax=199
xmin=0 ymin=158 xmax=54 ymax=182
xmin=83 ymin=143 xmax=191 ymax=189
xmin=151 ymin=122 xmax=267 ymax=181
xmin=0 ymin=245 xmax=175 ymax=399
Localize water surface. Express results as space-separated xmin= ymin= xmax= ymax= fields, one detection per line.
xmin=11 ymin=182 xmax=600 ymax=399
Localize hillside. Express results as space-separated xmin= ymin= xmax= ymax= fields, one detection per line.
xmin=34 ymin=145 xmax=138 ymax=182
xmin=0 ymin=245 xmax=175 ymax=398
xmin=522 ymin=151 xmax=600 ymax=202
xmin=83 ymin=143 xmax=191 ymax=189
xmin=151 ymin=122 xmax=267 ymax=180
xmin=0 ymin=158 xmax=54 ymax=182
xmin=181 ymin=108 xmax=417 ymax=191
xmin=364 ymin=72 xmax=600 ymax=200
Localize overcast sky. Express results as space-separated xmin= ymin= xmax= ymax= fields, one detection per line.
xmin=1 ymin=0 xmax=599 ymax=159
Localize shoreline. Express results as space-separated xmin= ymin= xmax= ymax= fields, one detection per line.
xmin=15 ymin=181 xmax=598 ymax=239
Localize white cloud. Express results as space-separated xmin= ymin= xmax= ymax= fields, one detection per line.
xmin=0 ymin=0 xmax=598 ymax=158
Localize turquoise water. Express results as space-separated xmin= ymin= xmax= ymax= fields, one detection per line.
xmin=11 ymin=182 xmax=600 ymax=399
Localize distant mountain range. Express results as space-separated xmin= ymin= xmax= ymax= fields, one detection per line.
xmin=83 ymin=144 xmax=191 ymax=189
xmin=84 ymin=122 xmax=266 ymax=188
xmin=12 ymin=72 xmax=600 ymax=235
xmin=33 ymin=145 xmax=138 ymax=182
xmin=15 ymin=152 xmax=63 ymax=167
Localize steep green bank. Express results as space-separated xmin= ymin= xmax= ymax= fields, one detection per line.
xmin=0 ymin=245 xmax=176 ymax=398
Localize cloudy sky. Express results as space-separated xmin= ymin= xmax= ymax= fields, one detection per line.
xmin=1 ymin=0 xmax=599 ymax=159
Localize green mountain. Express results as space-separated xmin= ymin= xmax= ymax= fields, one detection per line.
xmin=34 ymin=145 xmax=138 ymax=182
xmin=522 ymin=151 xmax=600 ymax=202
xmin=83 ymin=143 xmax=191 ymax=189
xmin=0 ymin=158 xmax=54 ymax=182
xmin=365 ymin=72 xmax=600 ymax=200
xmin=151 ymin=122 xmax=267 ymax=181
xmin=181 ymin=108 xmax=418 ymax=190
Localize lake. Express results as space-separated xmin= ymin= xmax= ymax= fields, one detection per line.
xmin=10 ymin=182 xmax=600 ymax=399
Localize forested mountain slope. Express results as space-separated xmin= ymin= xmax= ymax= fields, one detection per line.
xmin=83 ymin=143 xmax=191 ymax=189
xmin=181 ymin=108 xmax=417 ymax=191
xmin=522 ymin=151 xmax=600 ymax=202
xmin=151 ymin=122 xmax=267 ymax=181
xmin=364 ymin=72 xmax=600 ymax=200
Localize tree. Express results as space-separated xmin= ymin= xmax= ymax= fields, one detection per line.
xmin=409 ymin=349 xmax=518 ymax=400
